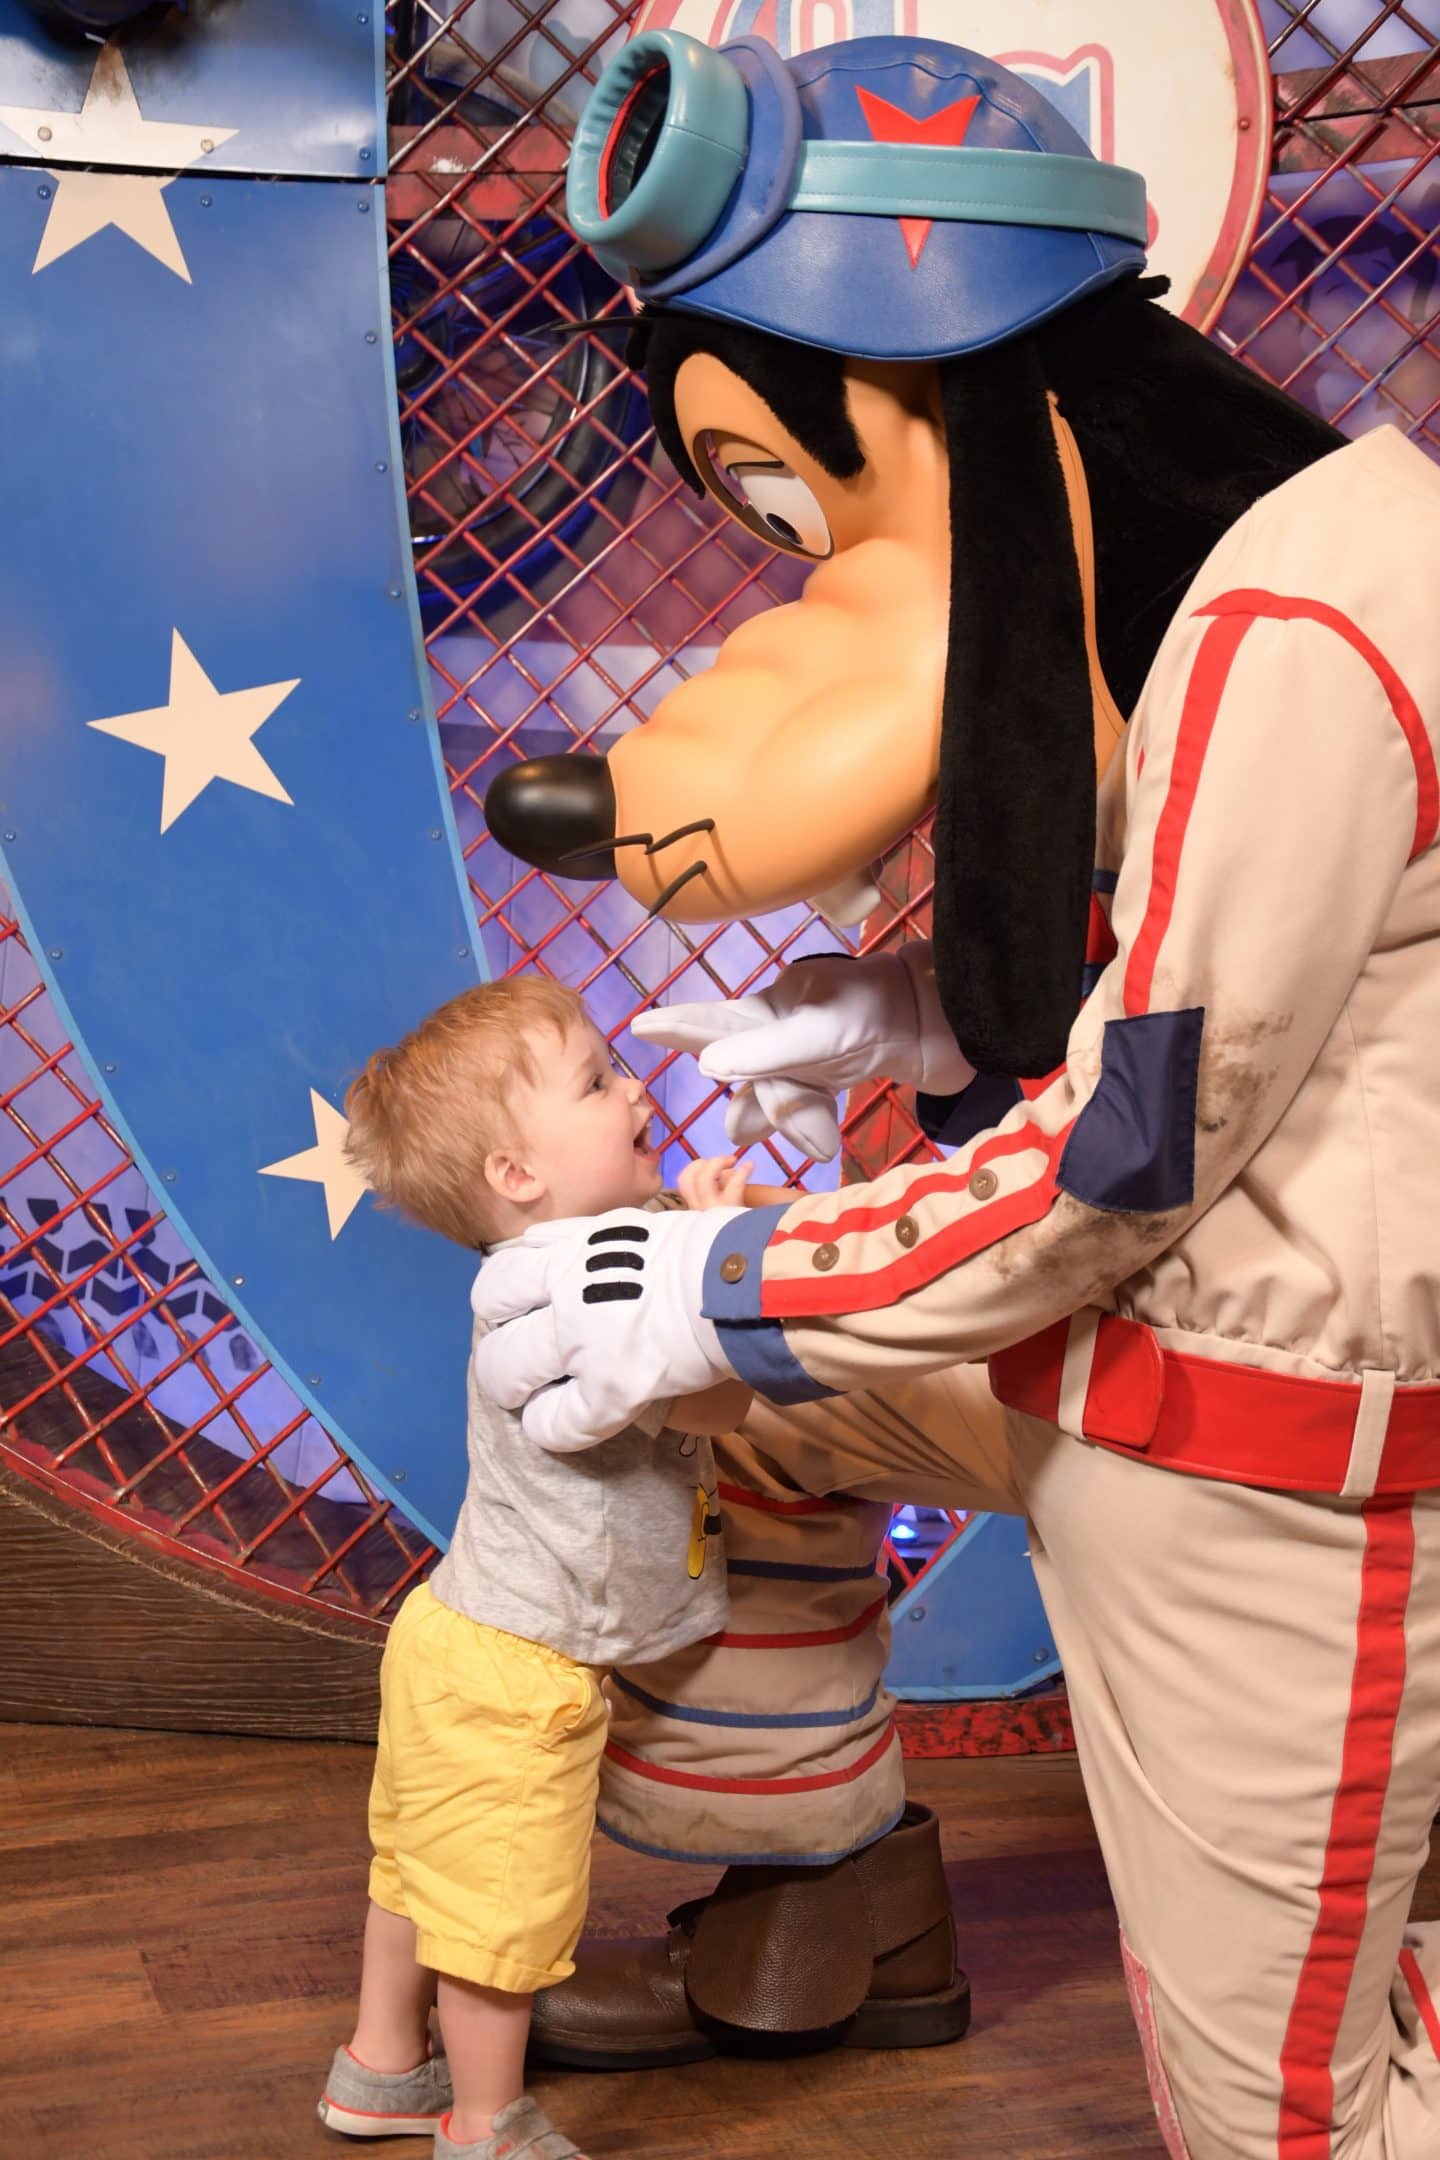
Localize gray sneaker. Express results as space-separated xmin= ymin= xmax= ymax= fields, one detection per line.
xmin=316 ymin=2044 xmax=453 ymax=2137
xmin=436 ymin=2095 xmax=590 ymax=2158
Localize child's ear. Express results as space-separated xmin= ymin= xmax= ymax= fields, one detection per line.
xmin=483 ymin=1148 xmax=546 ymax=1205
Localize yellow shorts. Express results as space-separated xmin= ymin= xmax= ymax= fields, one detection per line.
xmin=367 ymin=1583 xmax=606 ymax=1992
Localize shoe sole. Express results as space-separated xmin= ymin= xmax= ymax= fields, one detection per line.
xmin=317 ymin=2097 xmax=449 ymax=2136
xmin=527 ymin=2030 xmax=720 ymax=2071
xmin=841 ymin=1976 xmax=972 ymax=2050
xmin=527 ymin=1978 xmax=971 ymax=2072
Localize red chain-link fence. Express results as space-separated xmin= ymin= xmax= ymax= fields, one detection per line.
xmin=1 ymin=0 xmax=1435 ymax=1638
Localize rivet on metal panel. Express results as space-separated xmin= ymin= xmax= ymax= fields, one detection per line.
xmin=429 ymin=828 xmax=442 ymax=841
xmin=393 ymin=1469 xmax=407 ymax=1482
xmin=36 ymin=185 xmax=50 ymax=200
xmin=163 ymin=1171 xmax=177 ymax=1184
xmin=233 ymin=1275 xmax=245 ymax=1287
xmin=387 ymin=585 xmax=401 ymax=598
xmin=407 ymin=708 xmax=422 ymax=723
xmin=358 ymin=198 xmax=371 ymax=214
xmin=199 ymin=195 xmax=212 ymax=208
xmin=37 ymin=125 xmax=51 ymax=142
xmin=365 ymin=331 xmax=378 ymax=345
xmin=375 ymin=461 xmax=388 ymax=474
xmin=201 ymin=138 xmax=214 ymax=153
xmin=102 ymin=1062 xmax=116 ymax=1074
xmin=359 ymin=148 xmax=372 ymax=163
xmin=1033 ymin=1648 xmax=1051 ymax=1663
xmin=308 ymin=1374 xmax=322 ymax=1386
xmin=456 ymin=946 xmax=470 ymax=960
xmin=47 ymin=947 xmax=62 ymax=959
xmin=2 ymin=830 xmax=14 ymax=842
xmin=909 ymin=1605 xmax=926 ymax=1623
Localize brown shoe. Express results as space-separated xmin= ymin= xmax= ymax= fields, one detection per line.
xmin=529 ymin=1803 xmax=969 ymax=2070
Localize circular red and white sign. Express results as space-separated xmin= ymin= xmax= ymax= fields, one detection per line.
xmin=631 ymin=0 xmax=1272 ymax=329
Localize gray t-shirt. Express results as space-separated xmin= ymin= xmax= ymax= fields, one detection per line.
xmin=428 ymin=1202 xmax=729 ymax=1667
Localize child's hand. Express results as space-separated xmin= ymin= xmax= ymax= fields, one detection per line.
xmin=677 ymin=1153 xmax=754 ymax=1211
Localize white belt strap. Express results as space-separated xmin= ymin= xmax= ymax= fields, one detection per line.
xmin=1058 ymin=1309 xmax=1102 ymax=1440
xmin=1341 ymin=1368 xmax=1397 ymax=1501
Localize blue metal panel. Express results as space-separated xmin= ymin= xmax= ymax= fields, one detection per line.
xmin=0 ymin=0 xmax=383 ymax=179
xmin=0 ymin=164 xmax=485 ymax=1547
xmin=885 ymin=1513 xmax=1061 ymax=1701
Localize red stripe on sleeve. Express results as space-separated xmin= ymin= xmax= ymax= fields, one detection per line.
xmin=761 ymin=1128 xmax=1071 ymax=1320
xmin=771 ymin=1119 xmax=1058 ymax=1247
xmin=1124 ymin=611 xmax=1253 ymax=1017
xmin=1199 ymin=590 xmax=1438 ymax=859
xmin=1277 ymin=1496 xmax=1416 ymax=2158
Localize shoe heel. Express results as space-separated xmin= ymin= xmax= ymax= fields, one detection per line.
xmin=841 ymin=1976 xmax=972 ymax=2051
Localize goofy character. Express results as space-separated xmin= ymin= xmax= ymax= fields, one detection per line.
xmin=481 ymin=31 xmax=1440 ymax=2159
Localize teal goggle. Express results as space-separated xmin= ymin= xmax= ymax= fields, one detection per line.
xmin=566 ymin=29 xmax=1149 ymax=290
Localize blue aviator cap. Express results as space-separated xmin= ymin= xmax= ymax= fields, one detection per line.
xmin=566 ymin=31 xmax=1150 ymax=361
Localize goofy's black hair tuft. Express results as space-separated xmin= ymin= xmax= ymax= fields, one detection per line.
xmin=630 ymin=309 xmax=865 ymax=492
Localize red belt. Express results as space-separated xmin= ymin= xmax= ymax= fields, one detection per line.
xmin=988 ymin=1312 xmax=1440 ymax=1497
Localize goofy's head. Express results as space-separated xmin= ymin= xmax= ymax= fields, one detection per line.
xmin=484 ymin=32 xmax=1337 ymax=1075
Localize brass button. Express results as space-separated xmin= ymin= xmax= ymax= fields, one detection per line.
xmin=812 ymin=1242 xmax=840 ymax=1272
xmin=895 ymin=1214 xmax=919 ymax=1248
xmin=719 ymin=1252 xmax=747 ymax=1284
xmin=968 ymin=1167 xmax=999 ymax=1201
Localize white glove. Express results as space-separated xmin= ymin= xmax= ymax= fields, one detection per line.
xmin=470 ymin=1207 xmax=744 ymax=1452
xmin=631 ymin=943 xmax=975 ymax=1162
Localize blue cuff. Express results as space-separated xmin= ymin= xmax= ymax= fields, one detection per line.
xmin=917 ymin=1069 xmax=1022 ymax=1148
xmin=702 ymin=1202 xmax=835 ymax=1406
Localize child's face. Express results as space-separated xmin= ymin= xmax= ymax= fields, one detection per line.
xmin=504 ymin=1020 xmax=662 ymax=1220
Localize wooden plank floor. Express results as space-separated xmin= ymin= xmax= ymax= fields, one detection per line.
xmin=0 ymin=1723 xmax=1218 ymax=2158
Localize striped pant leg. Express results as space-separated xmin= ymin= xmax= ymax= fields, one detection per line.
xmin=600 ymin=1367 xmax=1020 ymax=1865
xmin=1011 ymin=1413 xmax=1440 ymax=2160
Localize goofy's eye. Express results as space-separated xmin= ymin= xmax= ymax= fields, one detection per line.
xmin=696 ymin=437 xmax=835 ymax=560
xmin=727 ymin=463 xmax=833 ymax=558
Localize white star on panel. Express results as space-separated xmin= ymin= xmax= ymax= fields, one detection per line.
xmin=261 ymin=1093 xmax=370 ymax=1241
xmin=33 ymin=167 xmax=192 ymax=281
xmin=88 ymin=629 xmax=299 ymax=833
xmin=0 ymin=46 xmax=236 ymax=280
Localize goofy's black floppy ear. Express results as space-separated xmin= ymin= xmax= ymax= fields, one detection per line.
xmin=931 ymin=334 xmax=1095 ymax=1078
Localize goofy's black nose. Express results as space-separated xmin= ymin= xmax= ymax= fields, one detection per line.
xmin=484 ymin=754 xmax=618 ymax=880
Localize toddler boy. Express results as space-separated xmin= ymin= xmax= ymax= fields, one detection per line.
xmin=317 ymin=976 xmax=752 ymax=2158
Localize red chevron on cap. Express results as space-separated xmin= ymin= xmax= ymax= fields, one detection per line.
xmin=854 ymin=86 xmax=982 ymax=267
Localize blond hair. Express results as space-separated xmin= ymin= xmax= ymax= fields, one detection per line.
xmin=344 ymin=975 xmax=587 ymax=1248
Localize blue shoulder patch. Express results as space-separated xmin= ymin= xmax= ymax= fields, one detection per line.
xmin=1058 ymin=1009 xmax=1205 ymax=1214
